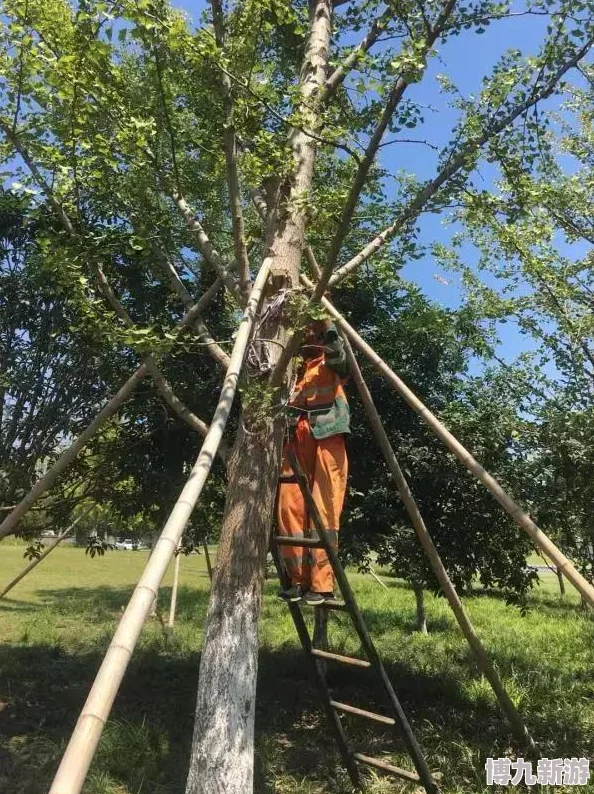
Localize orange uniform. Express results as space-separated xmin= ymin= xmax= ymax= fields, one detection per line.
xmin=277 ymin=325 xmax=350 ymax=595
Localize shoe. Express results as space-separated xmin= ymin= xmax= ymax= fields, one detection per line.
xmin=277 ymin=585 xmax=303 ymax=602
xmin=303 ymin=591 xmax=335 ymax=606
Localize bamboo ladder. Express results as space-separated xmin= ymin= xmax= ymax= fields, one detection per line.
xmin=270 ymin=449 xmax=440 ymax=794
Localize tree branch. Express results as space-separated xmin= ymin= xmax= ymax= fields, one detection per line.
xmin=145 ymin=241 xmax=231 ymax=371
xmin=0 ymin=120 xmax=76 ymax=235
xmin=170 ymin=190 xmax=241 ymax=301
xmin=324 ymin=0 xmax=457 ymax=280
xmin=96 ymin=267 xmax=229 ymax=463
xmin=328 ymin=36 xmax=594 ymax=287
xmin=210 ymin=0 xmax=251 ymax=299
xmin=319 ymin=5 xmax=396 ymax=103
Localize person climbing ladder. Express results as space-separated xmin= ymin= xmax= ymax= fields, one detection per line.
xmin=277 ymin=317 xmax=350 ymax=605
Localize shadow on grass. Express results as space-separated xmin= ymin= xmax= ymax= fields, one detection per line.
xmin=1 ymin=584 xmax=592 ymax=794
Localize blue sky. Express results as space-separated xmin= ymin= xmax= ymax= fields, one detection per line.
xmin=170 ymin=1 xmax=573 ymax=367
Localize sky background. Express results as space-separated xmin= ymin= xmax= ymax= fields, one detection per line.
xmin=169 ymin=0 xmax=574 ymax=368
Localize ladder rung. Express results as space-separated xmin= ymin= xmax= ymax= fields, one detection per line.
xmin=353 ymin=753 xmax=421 ymax=783
xmin=311 ymin=648 xmax=371 ymax=668
xmin=273 ymin=536 xmax=324 ymax=548
xmin=330 ymin=700 xmax=395 ymax=725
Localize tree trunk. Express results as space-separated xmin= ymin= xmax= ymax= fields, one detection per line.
xmin=413 ymin=584 xmax=428 ymax=634
xmin=185 ymin=4 xmax=332 ymax=791
xmin=556 ymin=567 xmax=566 ymax=596
xmin=184 ymin=416 xmax=285 ymax=794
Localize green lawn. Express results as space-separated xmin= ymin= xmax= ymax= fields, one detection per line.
xmin=1 ymin=545 xmax=593 ymax=794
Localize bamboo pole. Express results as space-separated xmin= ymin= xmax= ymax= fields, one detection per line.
xmin=167 ymin=543 xmax=182 ymax=629
xmin=302 ymin=276 xmax=594 ymax=610
xmin=0 ymin=507 xmax=92 ymax=601
xmin=369 ymin=569 xmax=389 ymax=591
xmin=48 ymin=261 xmax=270 ymax=794
xmin=0 ymin=281 xmax=220 ymax=541
xmin=343 ymin=336 xmax=536 ymax=749
xmin=202 ymin=541 xmax=213 ymax=581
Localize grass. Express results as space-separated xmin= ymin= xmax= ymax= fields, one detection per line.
xmin=1 ymin=546 xmax=593 ymax=794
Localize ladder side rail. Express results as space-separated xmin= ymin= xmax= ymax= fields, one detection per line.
xmin=269 ymin=537 xmax=362 ymax=788
xmin=287 ymin=450 xmax=439 ymax=794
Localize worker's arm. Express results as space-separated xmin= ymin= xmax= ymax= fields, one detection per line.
xmin=322 ymin=319 xmax=348 ymax=377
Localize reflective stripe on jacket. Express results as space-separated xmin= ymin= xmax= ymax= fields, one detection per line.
xmin=289 ymin=326 xmax=350 ymax=439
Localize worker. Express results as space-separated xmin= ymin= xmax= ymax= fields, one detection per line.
xmin=277 ymin=317 xmax=350 ymax=605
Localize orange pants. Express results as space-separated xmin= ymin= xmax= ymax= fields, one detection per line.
xmin=277 ymin=419 xmax=348 ymax=592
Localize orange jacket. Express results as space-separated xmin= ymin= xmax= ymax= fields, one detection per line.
xmin=289 ymin=354 xmax=350 ymax=439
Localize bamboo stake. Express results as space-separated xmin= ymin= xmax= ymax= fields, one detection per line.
xmin=343 ymin=337 xmax=536 ymax=749
xmin=303 ymin=276 xmax=594 ymax=610
xmin=48 ymin=260 xmax=270 ymax=794
xmin=0 ymin=281 xmax=220 ymax=541
xmin=202 ymin=541 xmax=213 ymax=581
xmin=167 ymin=543 xmax=182 ymax=629
xmin=369 ymin=569 xmax=389 ymax=591
xmin=0 ymin=507 xmax=92 ymax=601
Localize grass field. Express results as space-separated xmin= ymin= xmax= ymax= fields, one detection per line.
xmin=1 ymin=545 xmax=593 ymax=794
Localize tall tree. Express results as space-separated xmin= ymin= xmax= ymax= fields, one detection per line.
xmin=1 ymin=1 xmax=593 ymax=792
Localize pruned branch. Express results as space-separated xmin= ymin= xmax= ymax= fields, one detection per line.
xmin=328 ymin=36 xmax=594 ymax=287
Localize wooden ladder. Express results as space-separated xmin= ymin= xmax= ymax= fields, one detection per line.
xmin=270 ymin=450 xmax=440 ymax=793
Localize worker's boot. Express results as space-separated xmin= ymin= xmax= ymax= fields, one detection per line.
xmin=303 ymin=591 xmax=335 ymax=605
xmin=277 ymin=584 xmax=303 ymax=602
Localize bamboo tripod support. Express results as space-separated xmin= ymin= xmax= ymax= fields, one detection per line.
xmin=48 ymin=261 xmax=270 ymax=794
xmin=343 ymin=336 xmax=536 ymax=752
xmin=300 ymin=275 xmax=594 ymax=610
xmin=167 ymin=543 xmax=182 ymax=629
xmin=0 ymin=507 xmax=92 ymax=601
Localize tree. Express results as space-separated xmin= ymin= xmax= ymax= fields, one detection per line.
xmin=0 ymin=190 xmax=116 ymax=527
xmin=1 ymin=1 xmax=593 ymax=792
xmin=341 ymin=283 xmax=537 ymax=606
xmin=438 ymin=63 xmax=594 ymax=582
